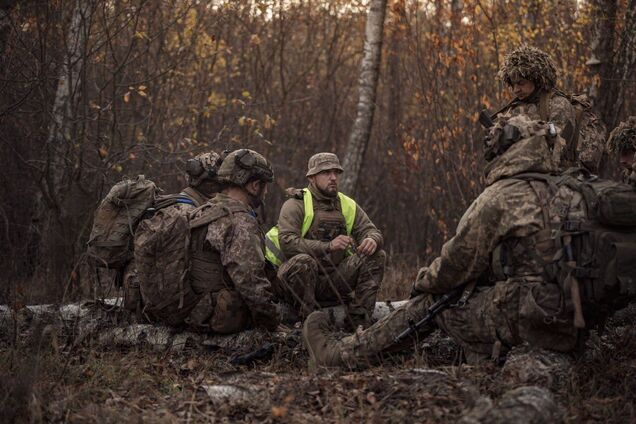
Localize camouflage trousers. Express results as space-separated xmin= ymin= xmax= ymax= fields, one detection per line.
xmin=339 ymin=279 xmax=578 ymax=366
xmin=274 ymin=250 xmax=386 ymax=327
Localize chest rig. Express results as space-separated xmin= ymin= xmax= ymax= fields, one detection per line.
xmin=189 ymin=202 xmax=249 ymax=296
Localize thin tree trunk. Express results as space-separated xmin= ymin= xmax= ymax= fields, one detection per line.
xmin=29 ymin=0 xmax=90 ymax=289
xmin=590 ymin=0 xmax=636 ymax=130
xmin=44 ymin=0 xmax=90 ymax=207
xmin=341 ymin=0 xmax=387 ymax=195
xmin=0 ymin=1 xmax=18 ymax=62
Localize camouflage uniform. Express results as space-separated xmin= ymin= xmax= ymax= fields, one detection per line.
xmin=303 ymin=116 xmax=581 ymax=367
xmin=495 ymin=45 xmax=589 ymax=171
xmin=187 ymin=193 xmax=280 ymax=332
xmin=273 ymin=154 xmax=385 ymax=327
xmin=606 ymin=116 xmax=636 ymax=184
xmin=123 ymin=151 xmax=225 ymax=316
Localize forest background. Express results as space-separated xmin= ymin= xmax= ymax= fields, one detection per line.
xmin=0 ymin=0 xmax=634 ymax=304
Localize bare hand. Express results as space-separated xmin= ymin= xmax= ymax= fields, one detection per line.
xmin=329 ymin=235 xmax=353 ymax=252
xmin=357 ymin=238 xmax=377 ymax=256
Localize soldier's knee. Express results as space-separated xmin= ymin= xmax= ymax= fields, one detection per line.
xmin=360 ymin=249 xmax=386 ymax=274
xmin=277 ymin=253 xmax=318 ymax=280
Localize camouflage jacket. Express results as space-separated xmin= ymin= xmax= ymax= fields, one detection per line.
xmin=200 ymin=193 xmax=279 ymax=330
xmin=495 ymin=89 xmax=577 ymax=169
xmin=414 ymin=132 xmax=559 ymax=295
xmin=277 ymin=183 xmax=383 ymax=260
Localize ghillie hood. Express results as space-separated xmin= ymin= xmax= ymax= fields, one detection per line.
xmin=607 ymin=116 xmax=636 ymax=153
xmin=498 ymin=44 xmax=558 ymax=90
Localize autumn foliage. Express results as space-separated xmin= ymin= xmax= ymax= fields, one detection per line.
xmin=0 ymin=0 xmax=634 ymax=301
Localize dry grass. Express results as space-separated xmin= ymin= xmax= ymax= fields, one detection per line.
xmin=2 ymin=264 xmax=636 ymax=423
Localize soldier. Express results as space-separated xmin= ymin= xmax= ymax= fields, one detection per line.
xmin=123 ymin=150 xmax=226 ymax=314
xmin=494 ymin=44 xmax=602 ymax=171
xmin=183 ymin=149 xmax=280 ymax=333
xmin=302 ymin=115 xmax=585 ymax=368
xmin=606 ymin=116 xmax=636 ymax=183
xmin=265 ymin=153 xmax=385 ymax=329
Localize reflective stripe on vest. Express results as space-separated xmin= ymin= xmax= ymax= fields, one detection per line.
xmin=264 ymin=188 xmax=357 ymax=266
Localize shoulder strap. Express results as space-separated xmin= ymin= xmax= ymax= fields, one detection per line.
xmin=538 ymin=91 xmax=551 ymax=121
xmin=491 ymin=98 xmax=520 ymax=119
xmin=188 ymin=205 xmax=244 ymax=230
xmin=182 ymin=187 xmax=208 ymax=207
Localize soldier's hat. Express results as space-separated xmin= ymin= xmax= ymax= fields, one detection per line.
xmin=306 ymin=152 xmax=344 ymax=177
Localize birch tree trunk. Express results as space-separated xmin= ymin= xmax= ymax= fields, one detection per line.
xmin=44 ymin=0 xmax=90 ymax=207
xmin=340 ymin=0 xmax=387 ymax=195
xmin=29 ymin=1 xmax=90 ymax=286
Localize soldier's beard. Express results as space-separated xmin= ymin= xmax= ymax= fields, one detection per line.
xmin=315 ymin=182 xmax=338 ymax=197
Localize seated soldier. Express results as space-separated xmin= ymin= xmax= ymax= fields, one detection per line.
xmin=265 ymin=153 xmax=385 ymax=329
xmin=494 ymin=44 xmax=605 ymax=173
xmin=123 ymin=151 xmax=226 ymax=314
xmin=301 ymin=115 xmax=605 ymax=369
xmin=184 ymin=149 xmax=280 ymax=333
xmin=132 ymin=149 xmax=279 ymax=333
xmin=606 ymin=116 xmax=636 ymax=184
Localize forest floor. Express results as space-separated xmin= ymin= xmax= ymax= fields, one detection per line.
xmin=1 ymin=264 xmax=636 ymax=423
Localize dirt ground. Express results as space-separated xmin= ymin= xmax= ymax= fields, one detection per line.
xmin=1 ymin=306 xmax=635 ymax=423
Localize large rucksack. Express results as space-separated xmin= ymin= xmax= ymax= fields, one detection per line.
xmin=87 ymin=176 xmax=207 ymax=280
xmin=133 ymin=201 xmax=243 ymax=327
xmin=517 ymin=169 xmax=636 ymax=328
xmin=546 ymin=91 xmax=607 ymax=174
xmin=87 ymin=175 xmax=159 ymax=272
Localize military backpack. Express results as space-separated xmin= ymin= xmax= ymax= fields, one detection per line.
xmin=514 ymin=169 xmax=636 ymax=328
xmin=87 ymin=175 xmax=159 ymax=272
xmin=133 ymin=201 xmax=245 ymax=327
xmin=542 ymin=91 xmax=607 ymax=173
xmin=87 ymin=176 xmax=207 ymax=284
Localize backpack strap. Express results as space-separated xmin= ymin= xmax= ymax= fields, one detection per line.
xmin=182 ymin=187 xmax=208 ymax=207
xmin=491 ymin=98 xmax=521 ymax=120
xmin=538 ymin=91 xmax=551 ymax=122
xmin=188 ymin=203 xmax=247 ymax=230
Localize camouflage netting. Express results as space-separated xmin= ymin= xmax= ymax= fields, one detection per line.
xmin=498 ymin=44 xmax=558 ymax=90
xmin=607 ymin=116 xmax=636 ymax=153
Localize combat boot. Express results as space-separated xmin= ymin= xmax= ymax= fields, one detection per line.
xmin=302 ymin=311 xmax=349 ymax=370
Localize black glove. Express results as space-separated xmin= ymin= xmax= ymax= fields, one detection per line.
xmin=410 ymin=283 xmax=426 ymax=299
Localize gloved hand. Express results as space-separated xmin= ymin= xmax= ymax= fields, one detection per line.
xmin=409 ymin=267 xmax=429 ymax=298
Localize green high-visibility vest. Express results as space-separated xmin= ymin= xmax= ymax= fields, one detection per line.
xmin=265 ymin=188 xmax=357 ymax=266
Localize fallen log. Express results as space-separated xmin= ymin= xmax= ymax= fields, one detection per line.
xmin=0 ymin=298 xmax=408 ymax=354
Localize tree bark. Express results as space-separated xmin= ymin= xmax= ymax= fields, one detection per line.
xmin=340 ymin=0 xmax=387 ymax=195
xmin=590 ymin=0 xmax=636 ymax=130
xmin=44 ymin=0 xmax=90 ymax=207
xmin=28 ymin=0 xmax=91 ymax=287
xmin=0 ymin=299 xmax=408 ymax=353
xmin=0 ymin=1 xmax=18 ymax=62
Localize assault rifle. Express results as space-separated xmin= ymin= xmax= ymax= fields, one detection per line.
xmin=393 ymin=285 xmax=465 ymax=344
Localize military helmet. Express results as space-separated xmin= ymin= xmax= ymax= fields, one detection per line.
xmin=498 ymin=44 xmax=558 ymax=90
xmin=306 ymin=152 xmax=344 ymax=177
xmin=217 ymin=149 xmax=274 ymax=186
xmin=186 ymin=150 xmax=227 ymax=187
xmin=607 ymin=116 xmax=636 ymax=153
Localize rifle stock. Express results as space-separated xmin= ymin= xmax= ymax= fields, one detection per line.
xmin=393 ymin=285 xmax=465 ymax=344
